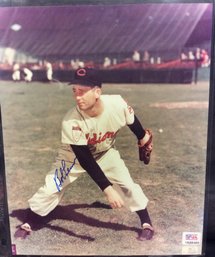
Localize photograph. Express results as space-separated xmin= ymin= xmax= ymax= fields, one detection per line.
xmin=0 ymin=1 xmax=213 ymax=256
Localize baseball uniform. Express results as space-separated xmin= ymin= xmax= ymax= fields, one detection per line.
xmin=28 ymin=94 xmax=148 ymax=216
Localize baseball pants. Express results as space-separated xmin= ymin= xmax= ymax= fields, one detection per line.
xmin=28 ymin=144 xmax=149 ymax=216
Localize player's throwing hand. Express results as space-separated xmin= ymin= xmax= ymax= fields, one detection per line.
xmin=104 ymin=185 xmax=124 ymax=209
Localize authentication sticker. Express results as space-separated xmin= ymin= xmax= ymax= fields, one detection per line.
xmin=182 ymin=232 xmax=201 ymax=245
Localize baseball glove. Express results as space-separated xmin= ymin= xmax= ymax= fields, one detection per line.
xmin=138 ymin=129 xmax=153 ymax=165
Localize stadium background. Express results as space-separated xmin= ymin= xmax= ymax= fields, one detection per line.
xmin=0 ymin=3 xmax=212 ymax=83
xmin=0 ymin=2 xmax=213 ymax=256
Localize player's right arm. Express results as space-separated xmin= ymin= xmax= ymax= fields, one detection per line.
xmin=70 ymin=144 xmax=124 ymax=209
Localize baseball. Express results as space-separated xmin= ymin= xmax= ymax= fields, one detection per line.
xmin=158 ymin=128 xmax=163 ymax=133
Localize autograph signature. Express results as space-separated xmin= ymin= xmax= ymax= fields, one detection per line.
xmin=54 ymin=158 xmax=77 ymax=192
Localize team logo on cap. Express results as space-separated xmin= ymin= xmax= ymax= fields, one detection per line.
xmin=77 ymin=68 xmax=86 ymax=77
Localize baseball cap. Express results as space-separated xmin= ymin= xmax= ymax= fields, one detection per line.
xmin=69 ymin=67 xmax=102 ymax=87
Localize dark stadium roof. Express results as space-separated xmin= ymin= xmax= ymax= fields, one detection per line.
xmin=0 ymin=3 xmax=212 ymax=59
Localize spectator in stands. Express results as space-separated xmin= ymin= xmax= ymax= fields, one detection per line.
xmin=188 ymin=51 xmax=195 ymax=60
xmin=12 ymin=63 xmax=21 ymax=82
xmin=150 ymin=57 xmax=155 ymax=64
xmin=71 ymin=59 xmax=85 ymax=70
xmin=77 ymin=59 xmax=85 ymax=68
xmin=157 ymin=57 xmax=161 ymax=64
xmin=59 ymin=61 xmax=65 ymax=70
xmin=180 ymin=52 xmax=188 ymax=60
xmin=103 ymin=57 xmax=111 ymax=68
xmin=71 ymin=59 xmax=77 ymax=69
xmin=201 ymin=49 xmax=210 ymax=67
xmin=113 ymin=58 xmax=117 ymax=65
xmin=132 ymin=50 xmax=140 ymax=62
xmin=195 ymin=48 xmax=201 ymax=61
xmin=143 ymin=50 xmax=150 ymax=62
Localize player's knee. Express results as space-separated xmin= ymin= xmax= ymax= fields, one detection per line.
xmin=119 ymin=181 xmax=138 ymax=193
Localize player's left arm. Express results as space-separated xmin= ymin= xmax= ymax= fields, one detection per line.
xmin=122 ymin=97 xmax=150 ymax=146
xmin=127 ymin=115 xmax=151 ymax=146
xmin=123 ymin=98 xmax=153 ymax=164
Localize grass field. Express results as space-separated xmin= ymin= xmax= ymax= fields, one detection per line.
xmin=0 ymin=80 xmax=209 ymax=255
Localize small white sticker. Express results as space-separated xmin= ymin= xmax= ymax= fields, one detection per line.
xmin=182 ymin=232 xmax=201 ymax=245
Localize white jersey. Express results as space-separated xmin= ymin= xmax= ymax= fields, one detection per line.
xmin=62 ymin=95 xmax=135 ymax=158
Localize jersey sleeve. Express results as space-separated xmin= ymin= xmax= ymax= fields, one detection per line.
xmin=62 ymin=120 xmax=87 ymax=145
xmin=118 ymin=96 xmax=145 ymax=139
xmin=127 ymin=115 xmax=146 ymax=140
xmin=61 ymin=109 xmax=88 ymax=145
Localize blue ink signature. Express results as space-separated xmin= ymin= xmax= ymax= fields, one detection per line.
xmin=54 ymin=158 xmax=77 ymax=192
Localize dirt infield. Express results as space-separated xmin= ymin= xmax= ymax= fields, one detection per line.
xmin=0 ymin=80 xmax=209 ymax=255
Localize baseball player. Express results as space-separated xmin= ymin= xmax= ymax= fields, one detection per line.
xmin=12 ymin=63 xmax=21 ymax=82
xmin=17 ymin=67 xmax=154 ymax=241
xmin=44 ymin=61 xmax=53 ymax=81
xmin=23 ymin=67 xmax=33 ymax=82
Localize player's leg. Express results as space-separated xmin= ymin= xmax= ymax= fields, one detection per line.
xmin=98 ymin=148 xmax=154 ymax=240
xmin=136 ymin=208 xmax=154 ymax=240
xmin=98 ymin=148 xmax=148 ymax=211
xmin=28 ymin=144 xmax=84 ymax=216
xmin=16 ymin=144 xmax=84 ymax=237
